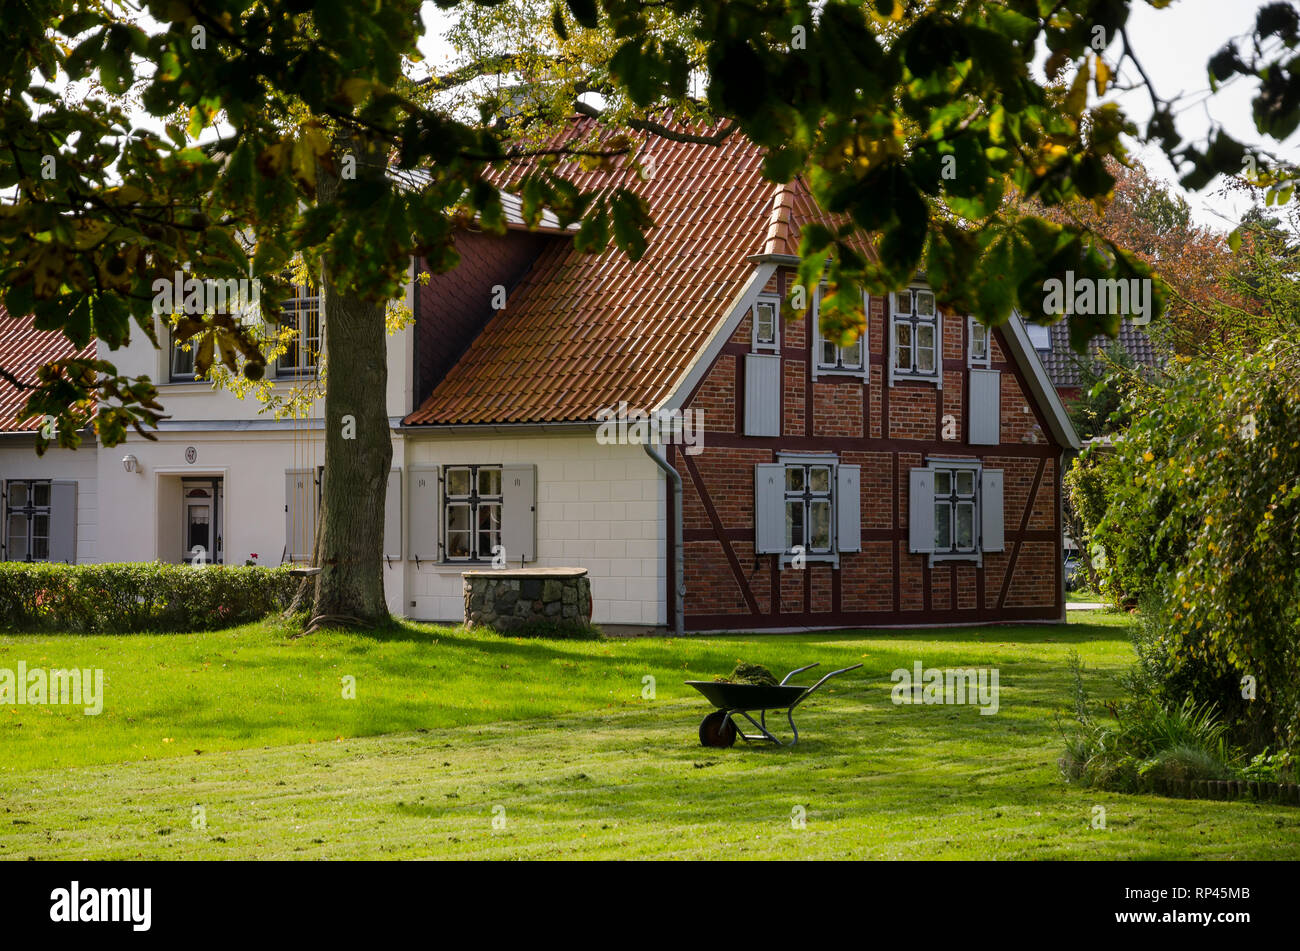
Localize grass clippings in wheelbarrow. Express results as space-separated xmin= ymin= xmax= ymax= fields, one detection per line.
xmin=713 ymin=662 xmax=778 ymax=686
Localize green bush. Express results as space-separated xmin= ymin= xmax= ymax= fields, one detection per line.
xmin=0 ymin=562 xmax=299 ymax=634
xmin=1089 ymin=343 xmax=1300 ymax=755
xmin=1058 ymin=652 xmax=1234 ymax=793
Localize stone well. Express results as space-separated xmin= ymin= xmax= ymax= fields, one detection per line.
xmin=462 ymin=567 xmax=592 ymax=631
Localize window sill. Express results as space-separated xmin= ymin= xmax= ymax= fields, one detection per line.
xmin=892 ymin=371 xmax=941 ymax=385
xmin=777 ymin=553 xmax=841 ymax=569
xmin=929 ymin=551 xmax=983 ymax=567
xmin=814 ymin=367 xmax=865 ymax=379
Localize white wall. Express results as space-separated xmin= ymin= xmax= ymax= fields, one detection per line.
xmin=401 ymin=430 xmax=667 ymax=627
xmin=0 ymin=438 xmax=98 ymax=562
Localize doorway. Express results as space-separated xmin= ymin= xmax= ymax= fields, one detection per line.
xmin=182 ymin=478 xmax=223 ymax=564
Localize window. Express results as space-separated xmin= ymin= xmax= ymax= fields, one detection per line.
xmin=5 ymin=480 xmax=51 ymax=562
xmin=752 ymin=297 xmax=780 ymax=351
xmin=968 ymin=317 xmax=991 ymax=367
xmin=169 ymin=328 xmax=198 ymax=381
xmin=443 ymin=465 xmax=502 ymax=561
xmin=891 ymin=286 xmax=940 ymax=380
xmin=279 ymin=293 xmax=321 ymax=376
xmin=813 ymin=287 xmax=866 ymax=374
xmin=907 ymin=461 xmax=1003 ymax=564
xmin=932 ymin=465 xmax=978 ymax=555
xmin=754 ymin=457 xmax=860 ymax=564
xmin=784 ymin=463 xmax=833 ymax=554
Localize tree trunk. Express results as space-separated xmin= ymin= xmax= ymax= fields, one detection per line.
xmin=308 ymin=136 xmax=393 ymax=630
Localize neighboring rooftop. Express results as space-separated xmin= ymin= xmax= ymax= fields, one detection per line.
xmin=1037 ymin=317 xmax=1162 ymax=390
xmin=0 ymin=306 xmax=97 ymax=433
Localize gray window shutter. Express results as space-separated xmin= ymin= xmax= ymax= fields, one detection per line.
xmin=934 ymin=311 xmax=943 ymax=388
xmin=754 ymin=463 xmax=785 ymax=554
xmin=810 ymin=289 xmax=820 ymax=382
xmin=744 ymin=353 xmax=782 ymax=436
xmin=383 ymin=467 xmax=402 ymax=562
xmin=981 ymin=468 xmax=1005 ymax=553
xmin=835 ymin=464 xmax=861 ymax=553
xmin=502 ymin=463 xmax=536 ymax=563
xmin=908 ymin=467 xmax=935 ymax=554
xmin=887 ymin=306 xmax=896 ymax=388
xmin=408 ymin=466 xmax=439 ymax=562
xmin=969 ymin=368 xmax=1001 ymax=445
xmin=861 ymin=292 xmax=872 ymax=383
xmin=284 ymin=469 xmax=317 ymax=561
xmin=50 ymin=480 xmax=77 ymax=564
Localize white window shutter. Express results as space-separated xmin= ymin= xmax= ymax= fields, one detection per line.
xmin=981 ymin=468 xmax=1005 ymax=552
xmin=408 ymin=465 xmax=439 ymax=562
xmin=383 ymin=467 xmax=402 ymax=562
xmin=835 ymin=465 xmax=861 ymax=553
xmin=744 ymin=353 xmax=781 ymax=436
xmin=908 ymin=468 xmax=935 ymax=554
xmin=754 ymin=463 xmax=785 ymax=554
xmin=50 ymin=480 xmax=77 ymax=564
xmin=969 ymin=368 xmax=1001 ymax=445
xmin=284 ymin=469 xmax=317 ymax=561
xmin=502 ymin=464 xmax=536 ymax=563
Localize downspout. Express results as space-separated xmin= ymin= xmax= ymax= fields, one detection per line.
xmin=643 ymin=441 xmax=685 ymax=635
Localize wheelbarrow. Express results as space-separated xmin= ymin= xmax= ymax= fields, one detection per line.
xmin=685 ymin=663 xmax=863 ymax=747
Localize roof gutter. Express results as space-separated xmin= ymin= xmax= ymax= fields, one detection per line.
xmin=642 ymin=441 xmax=685 ymax=636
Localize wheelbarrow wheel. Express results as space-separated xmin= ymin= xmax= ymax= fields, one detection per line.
xmin=699 ymin=710 xmax=736 ymax=748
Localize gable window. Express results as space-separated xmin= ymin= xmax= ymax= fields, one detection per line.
xmin=443 ymin=465 xmax=502 ymax=562
xmin=754 ymin=456 xmax=860 ymax=565
xmin=752 ymin=296 xmax=780 ymax=351
xmin=169 ymin=328 xmax=197 ymax=381
xmin=279 ymin=292 xmax=321 ymax=376
xmin=968 ymin=317 xmax=991 ymax=368
xmin=5 ymin=480 xmax=50 ymax=562
xmin=891 ymin=287 xmax=940 ymax=382
xmin=813 ymin=287 xmax=866 ymax=376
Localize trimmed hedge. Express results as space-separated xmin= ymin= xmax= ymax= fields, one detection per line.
xmin=0 ymin=562 xmax=299 ymax=634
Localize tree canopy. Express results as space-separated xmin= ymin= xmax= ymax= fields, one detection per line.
xmin=2 ymin=0 xmax=1298 ymax=449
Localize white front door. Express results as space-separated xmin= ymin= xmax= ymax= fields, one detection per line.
xmin=182 ymin=480 xmax=223 ymax=564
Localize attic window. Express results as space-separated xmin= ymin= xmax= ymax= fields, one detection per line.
xmin=752 ymin=297 xmax=780 ymax=352
xmin=812 ymin=287 xmax=868 ymax=377
xmin=890 ymin=287 xmax=940 ymax=383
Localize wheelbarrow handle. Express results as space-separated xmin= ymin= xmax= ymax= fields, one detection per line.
xmin=790 ymin=663 xmax=864 ymax=709
xmin=779 ymin=663 xmax=820 ymax=685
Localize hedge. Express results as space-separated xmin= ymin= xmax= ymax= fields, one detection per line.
xmin=0 ymin=562 xmax=300 ymax=634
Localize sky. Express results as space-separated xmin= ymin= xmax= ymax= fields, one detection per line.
xmin=1103 ymin=0 xmax=1299 ymax=233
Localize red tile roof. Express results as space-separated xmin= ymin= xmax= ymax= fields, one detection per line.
xmin=0 ymin=306 xmax=97 ymax=433
xmin=405 ymin=118 xmax=871 ymax=426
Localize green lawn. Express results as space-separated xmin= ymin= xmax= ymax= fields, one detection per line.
xmin=2 ymin=610 xmax=1297 ymax=859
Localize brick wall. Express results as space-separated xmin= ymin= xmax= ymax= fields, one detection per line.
xmin=677 ymin=266 xmax=1064 ymax=630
